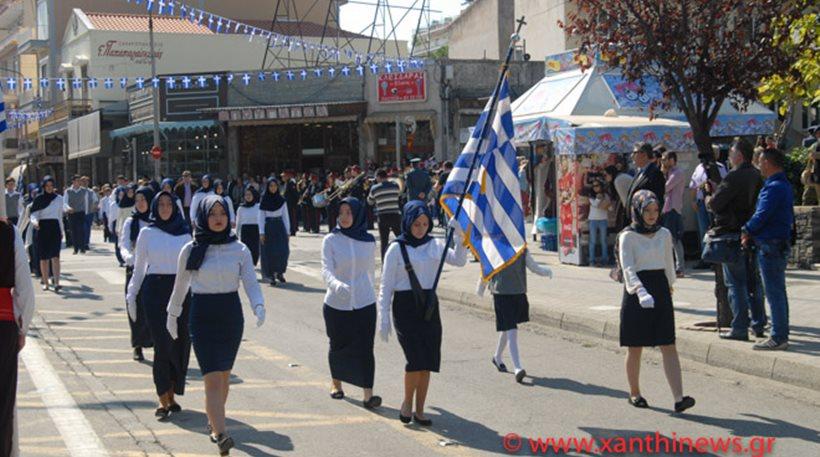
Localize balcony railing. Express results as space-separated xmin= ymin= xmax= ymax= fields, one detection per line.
xmin=40 ymin=99 xmax=93 ymax=128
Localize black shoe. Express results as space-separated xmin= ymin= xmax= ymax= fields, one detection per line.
xmin=693 ymin=261 xmax=711 ymax=270
xmin=674 ymin=396 xmax=696 ymax=413
xmin=492 ymin=357 xmax=507 ymax=372
xmin=216 ymin=434 xmax=234 ymax=456
xmin=363 ymin=396 xmax=382 ymax=409
xmin=719 ymin=332 xmax=749 ymax=342
xmin=330 ymin=390 xmax=344 ymax=400
xmin=753 ymin=329 xmax=766 ymax=339
xmin=413 ymin=415 xmax=433 ymax=426
xmin=514 ymin=369 xmax=527 ymax=383
xmin=276 ymin=273 xmax=286 ymax=283
xmin=399 ymin=412 xmax=411 ymax=423
xmin=154 ymin=407 xmax=170 ymax=421
xmin=628 ymin=396 xmax=649 ymax=408
xmin=133 ymin=347 xmax=144 ymax=361
xmin=168 ymin=403 xmax=181 ymax=413
xmin=73 ymin=250 xmax=78 ymax=255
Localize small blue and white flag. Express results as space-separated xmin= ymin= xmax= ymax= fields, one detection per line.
xmin=440 ymin=78 xmax=526 ymax=281
xmin=0 ymin=102 xmax=6 ymax=133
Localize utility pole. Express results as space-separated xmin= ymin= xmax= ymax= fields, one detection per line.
xmin=149 ymin=9 xmax=161 ymax=180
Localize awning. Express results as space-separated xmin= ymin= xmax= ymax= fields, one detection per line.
xmin=109 ymin=120 xmax=220 ymax=139
xmin=68 ymin=111 xmax=101 ymax=160
xmin=364 ymin=110 xmax=437 ymax=124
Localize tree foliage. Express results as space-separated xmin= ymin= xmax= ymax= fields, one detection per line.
xmin=561 ymin=0 xmax=809 ymax=155
xmin=759 ymin=12 xmax=820 ymax=115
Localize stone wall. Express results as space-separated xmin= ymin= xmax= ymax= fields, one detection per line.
xmin=789 ymin=206 xmax=820 ymax=269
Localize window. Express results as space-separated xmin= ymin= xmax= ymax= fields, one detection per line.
xmin=36 ymin=0 xmax=49 ymax=40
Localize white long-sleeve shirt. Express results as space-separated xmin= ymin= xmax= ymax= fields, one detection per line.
xmin=11 ymin=226 xmax=35 ymax=335
xmin=618 ymin=228 xmax=676 ymax=295
xmin=236 ymin=204 xmax=260 ymax=229
xmin=189 ymin=190 xmax=213 ymax=224
xmin=98 ymin=195 xmax=110 ymax=220
xmin=126 ymin=227 xmax=192 ymax=306
xmin=30 ymin=195 xmax=64 ymax=233
xmin=257 ymin=203 xmax=291 ymax=235
xmin=377 ymin=238 xmax=467 ymax=321
xmin=119 ymin=218 xmax=150 ymax=266
xmin=321 ymin=233 xmax=376 ymax=310
xmin=589 ymin=194 xmax=610 ymax=221
xmin=167 ymin=240 xmax=264 ymax=318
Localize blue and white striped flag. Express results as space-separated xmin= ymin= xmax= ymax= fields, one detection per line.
xmin=0 ymin=102 xmax=6 ymax=133
xmin=440 ymin=78 xmax=526 ymax=280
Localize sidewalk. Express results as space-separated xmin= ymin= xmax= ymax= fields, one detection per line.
xmin=288 ymin=225 xmax=820 ymax=391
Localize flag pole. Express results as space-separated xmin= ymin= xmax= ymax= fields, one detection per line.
xmin=426 ymin=17 xmax=526 ymax=319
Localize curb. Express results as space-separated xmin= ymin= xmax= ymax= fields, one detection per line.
xmin=436 ymin=287 xmax=820 ymax=392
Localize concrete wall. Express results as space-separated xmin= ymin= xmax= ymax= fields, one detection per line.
xmin=448 ymin=0 xmax=514 ymax=61
xmin=514 ymin=0 xmax=579 ymax=61
xmin=790 ymin=206 xmax=820 ymax=269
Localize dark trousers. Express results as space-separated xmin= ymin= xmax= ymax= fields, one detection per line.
xmin=377 ymin=213 xmax=402 ymax=259
xmin=68 ymin=212 xmax=87 ymax=252
xmin=288 ymin=204 xmax=298 ymax=236
xmin=84 ymin=213 xmax=94 ymax=247
xmin=0 ymin=321 xmax=19 ymax=457
xmin=303 ymin=206 xmax=320 ymax=233
xmin=183 ymin=207 xmax=191 ymax=228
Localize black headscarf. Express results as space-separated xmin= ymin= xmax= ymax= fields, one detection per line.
xmin=148 ymin=180 xmax=161 ymax=194
xmin=259 ymin=177 xmax=285 ymax=211
xmin=213 ymin=179 xmax=225 ymax=196
xmin=196 ymin=174 xmax=213 ymax=193
xmin=333 ymin=197 xmax=375 ymax=243
xmin=118 ymin=184 xmax=137 ymax=208
xmin=31 ymin=176 xmax=58 ymax=212
xmin=395 ymin=200 xmax=433 ymax=248
xmin=130 ymin=186 xmax=155 ymax=242
xmin=160 ymin=178 xmax=176 ymax=193
xmin=241 ymin=185 xmax=260 ymax=208
xmin=186 ymin=195 xmax=237 ymax=270
xmin=628 ymin=190 xmax=662 ymax=234
xmin=149 ymin=191 xmax=190 ymax=236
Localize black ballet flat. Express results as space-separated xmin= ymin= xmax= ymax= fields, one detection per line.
xmin=330 ymin=390 xmax=345 ymax=400
xmin=216 ymin=434 xmax=235 ymax=456
xmin=399 ymin=412 xmax=411 ymax=424
xmin=154 ymin=407 xmax=170 ymax=421
xmin=492 ymin=358 xmax=507 ymax=372
xmin=674 ymin=396 xmax=696 ymax=413
xmin=168 ymin=403 xmax=181 ymax=413
xmin=133 ymin=347 xmax=144 ymax=361
xmin=276 ymin=273 xmax=287 ymax=283
xmin=628 ymin=396 xmax=649 ymax=408
xmin=363 ymin=396 xmax=382 ymax=409
xmin=413 ymin=415 xmax=433 ymax=427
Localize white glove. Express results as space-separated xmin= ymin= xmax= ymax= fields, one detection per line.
xmin=448 ymin=217 xmax=465 ymax=238
xmin=378 ymin=315 xmax=392 ymax=342
xmin=334 ymin=282 xmax=352 ymax=301
xmin=166 ymin=314 xmax=179 ymax=340
xmin=127 ymin=297 xmax=137 ymax=323
xmin=637 ymin=288 xmax=655 ymax=309
xmin=253 ymin=305 xmax=266 ymax=327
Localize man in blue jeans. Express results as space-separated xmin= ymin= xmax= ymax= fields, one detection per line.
xmin=742 ymin=148 xmax=794 ymax=351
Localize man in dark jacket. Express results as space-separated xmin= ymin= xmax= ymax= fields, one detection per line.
xmin=282 ymin=170 xmax=300 ymax=236
xmin=405 ymin=158 xmax=432 ymax=202
xmin=707 ymin=138 xmax=765 ymax=341
xmin=173 ymin=170 xmax=198 ymax=226
xmin=626 ymin=142 xmax=665 ymax=216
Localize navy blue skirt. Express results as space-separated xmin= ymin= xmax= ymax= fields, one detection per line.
xmin=620 ymin=269 xmax=676 ymax=347
xmin=393 ymin=290 xmax=441 ymax=373
xmin=36 ymin=219 xmax=62 ymax=260
xmin=239 ymin=224 xmax=260 ymax=266
xmin=142 ymin=274 xmax=191 ymax=396
xmin=125 ymin=267 xmax=153 ymax=349
xmin=262 ymin=217 xmax=289 ymax=277
xmin=323 ymin=304 xmax=376 ymax=388
xmin=189 ymin=292 xmax=244 ymax=375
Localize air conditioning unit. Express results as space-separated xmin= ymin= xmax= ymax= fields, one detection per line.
xmin=45 ymin=138 xmax=63 ymax=157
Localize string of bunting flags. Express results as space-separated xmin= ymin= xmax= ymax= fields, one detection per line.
xmin=0 ymin=58 xmax=425 ymax=94
xmin=6 ymin=109 xmax=54 ymax=129
xmin=125 ymin=0 xmax=419 ymax=67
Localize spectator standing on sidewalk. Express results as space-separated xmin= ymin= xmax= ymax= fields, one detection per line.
xmin=688 ymin=152 xmax=728 ymax=268
xmin=368 ymin=169 xmax=402 ymax=260
xmin=660 ymin=151 xmax=687 ymax=277
xmin=707 ymin=138 xmax=766 ymax=341
xmin=626 ymin=142 xmax=666 ymax=216
xmin=743 ymin=148 xmax=795 ymax=351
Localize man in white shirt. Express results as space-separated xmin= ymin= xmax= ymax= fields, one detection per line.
xmin=688 ymin=153 xmax=727 ymax=268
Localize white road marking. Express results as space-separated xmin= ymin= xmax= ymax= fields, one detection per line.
xmin=20 ymin=336 xmax=110 ymax=457
xmin=589 ymin=305 xmax=620 ymax=311
xmin=96 ymin=270 xmax=126 ymax=285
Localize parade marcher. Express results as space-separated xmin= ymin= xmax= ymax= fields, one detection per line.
xmin=109 ymin=178 xmax=128 ymax=266
xmin=64 ymin=175 xmax=90 ymax=254
xmin=81 ymin=176 xmax=96 ymax=250
xmin=174 ymin=171 xmax=198 ymax=227
xmin=20 ymin=185 xmax=41 ymax=278
xmin=99 ymin=185 xmax=112 ymax=243
xmin=479 ymin=246 xmax=553 ymax=383
xmin=120 ymin=186 xmax=156 ymax=362
xmin=301 ymin=173 xmax=322 ymax=234
xmin=111 ymin=184 xmax=137 ymax=268
xmin=126 ymin=191 xmax=192 ymax=420
xmin=189 ymin=174 xmax=214 ymax=225
xmin=4 ymin=178 xmax=23 ymax=226
xmin=161 ymin=178 xmax=186 ymax=215
xmin=30 ymin=176 xmax=64 ymax=292
xmin=166 ymin=195 xmax=266 ymax=455
xmin=212 ymin=179 xmax=236 ymax=228
xmin=324 ymin=173 xmax=340 ymax=232
xmin=321 ymin=197 xmax=381 ymax=408
xmin=258 ymin=178 xmax=291 ymax=286
xmin=0 ymin=219 xmax=35 ymax=457
xmin=236 ymin=185 xmax=260 ymax=266
xmin=618 ymin=190 xmax=694 ymax=413
xmin=367 ymin=168 xmax=402 ymax=260
xmin=378 ymin=201 xmax=467 ymax=426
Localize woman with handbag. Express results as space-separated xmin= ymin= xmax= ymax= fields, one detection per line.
xmin=320 ymin=197 xmax=381 ymax=408
xmin=618 ymin=190 xmax=694 ymax=413
xmin=377 ymin=201 xmax=466 ymax=426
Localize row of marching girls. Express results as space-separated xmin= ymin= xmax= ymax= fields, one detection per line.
xmin=124 ymin=191 xmax=266 ymax=455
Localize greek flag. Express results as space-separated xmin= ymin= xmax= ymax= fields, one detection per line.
xmin=0 ymin=102 xmax=6 ymax=133
xmin=440 ymin=79 xmax=526 ymax=280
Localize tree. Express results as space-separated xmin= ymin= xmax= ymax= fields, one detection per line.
xmin=560 ymin=0 xmax=809 ymax=156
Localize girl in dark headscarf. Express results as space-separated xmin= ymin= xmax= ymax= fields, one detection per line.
xmin=212 ymin=179 xmax=236 ymax=228
xmin=166 ymin=195 xmax=265 ymax=454
xmin=377 ymin=201 xmax=467 ymax=426
xmin=189 ymin=174 xmax=214 ymax=225
xmin=320 ymin=198 xmax=381 ymax=408
xmin=258 ymin=177 xmax=291 ymax=286
xmin=120 ymin=186 xmax=155 ymax=361
xmin=19 ymin=184 xmax=41 ymax=278
xmin=617 ymin=190 xmax=694 ymax=413
xmin=161 ymin=178 xmax=186 ymax=215
xmin=125 ymin=190 xmax=192 ymax=420
xmin=29 ymin=176 xmax=64 ymax=291
xmin=236 ymin=185 xmax=260 ymax=265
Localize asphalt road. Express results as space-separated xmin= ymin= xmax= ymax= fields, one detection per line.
xmin=16 ymin=233 xmax=820 ymax=456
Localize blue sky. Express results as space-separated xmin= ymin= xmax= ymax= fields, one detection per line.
xmin=339 ymin=0 xmax=465 ymax=41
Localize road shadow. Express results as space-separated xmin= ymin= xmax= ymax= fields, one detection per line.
xmin=666 ymin=412 xmax=819 ymax=445
xmin=521 ymin=376 xmax=628 ymax=399
xmin=577 ymin=427 xmax=721 ymax=456
xmin=169 ymin=409 xmax=294 ymax=456
xmin=274 ymin=282 xmax=324 ymax=294
xmin=185 ymin=369 xmax=243 ymax=384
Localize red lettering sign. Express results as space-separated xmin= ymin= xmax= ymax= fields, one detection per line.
xmin=377 ymin=71 xmax=426 ymax=103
